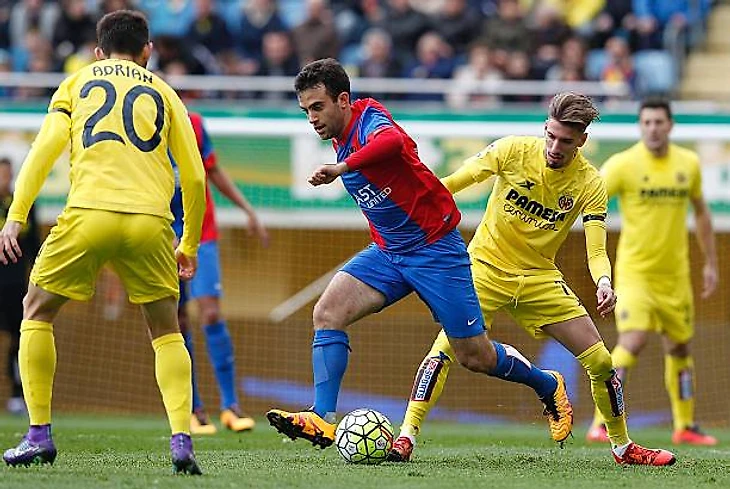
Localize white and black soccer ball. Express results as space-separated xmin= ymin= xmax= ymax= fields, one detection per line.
xmin=334 ymin=408 xmax=394 ymax=464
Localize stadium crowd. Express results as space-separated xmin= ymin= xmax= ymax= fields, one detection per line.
xmin=0 ymin=0 xmax=715 ymax=103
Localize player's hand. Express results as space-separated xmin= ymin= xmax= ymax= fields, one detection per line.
xmin=308 ymin=162 xmax=348 ymax=186
xmin=596 ymin=281 xmax=617 ymax=318
xmin=0 ymin=220 xmax=22 ymax=265
xmin=701 ymin=262 xmax=718 ymax=299
xmin=246 ymin=211 xmax=270 ymax=247
xmin=175 ymin=248 xmax=197 ymax=281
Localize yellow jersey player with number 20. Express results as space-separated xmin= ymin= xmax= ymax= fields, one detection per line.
xmin=0 ymin=10 xmax=206 ymax=475
xmin=387 ymin=92 xmax=676 ymax=467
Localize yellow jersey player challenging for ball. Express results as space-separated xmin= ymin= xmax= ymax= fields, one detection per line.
xmin=0 ymin=10 xmax=206 ymax=475
xmin=387 ymin=92 xmax=676 ymax=467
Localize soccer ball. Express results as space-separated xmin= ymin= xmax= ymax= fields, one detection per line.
xmin=334 ymin=408 xmax=394 ymax=464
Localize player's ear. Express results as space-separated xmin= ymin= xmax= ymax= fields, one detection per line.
xmin=140 ymin=41 xmax=153 ymax=65
xmin=337 ymin=91 xmax=350 ymax=108
xmin=578 ymin=132 xmax=588 ymax=147
xmin=94 ymin=47 xmax=106 ymax=61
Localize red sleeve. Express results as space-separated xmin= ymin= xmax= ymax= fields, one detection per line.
xmin=344 ymin=126 xmax=403 ymax=171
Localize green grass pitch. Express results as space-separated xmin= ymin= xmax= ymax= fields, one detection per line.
xmin=1 ymin=414 xmax=729 ymax=488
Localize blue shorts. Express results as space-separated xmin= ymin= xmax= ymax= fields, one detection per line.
xmin=341 ymin=228 xmax=484 ymax=338
xmin=178 ymin=279 xmax=189 ymax=308
xmin=189 ymin=240 xmax=222 ymax=299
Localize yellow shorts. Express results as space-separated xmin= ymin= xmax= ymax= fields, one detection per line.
xmin=472 ymin=258 xmax=588 ymax=339
xmin=614 ymin=273 xmax=693 ymax=344
xmin=31 ymin=207 xmax=178 ymax=304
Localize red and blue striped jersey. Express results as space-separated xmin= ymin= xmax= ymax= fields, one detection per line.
xmin=334 ymin=98 xmax=460 ymax=252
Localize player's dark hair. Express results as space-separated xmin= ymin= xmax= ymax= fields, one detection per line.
xmin=548 ymin=92 xmax=600 ymax=132
xmin=0 ymin=157 xmax=10 ymax=166
xmin=294 ymin=58 xmax=350 ymax=100
xmin=96 ymin=10 xmax=150 ymax=57
xmin=639 ymin=96 xmax=673 ymax=120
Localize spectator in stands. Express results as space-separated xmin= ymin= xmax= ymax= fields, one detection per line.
xmin=529 ymin=3 xmax=572 ymax=77
xmin=430 ymin=0 xmax=482 ymax=55
xmin=9 ymin=0 xmax=58 ymax=50
xmin=382 ymin=0 xmax=430 ymax=66
xmin=447 ymin=41 xmax=502 ymax=108
xmin=137 ymin=0 xmax=195 ymax=37
xmin=255 ymin=30 xmax=299 ymax=80
xmin=601 ymin=36 xmax=636 ymax=98
xmin=62 ymin=31 xmax=96 ymax=74
xmin=239 ymin=0 xmax=288 ymax=62
xmin=357 ymin=28 xmax=403 ymax=99
xmin=0 ymin=1 xmax=12 ymax=51
xmin=633 ymin=0 xmax=711 ymax=51
xmin=589 ymin=0 xmax=636 ymax=50
xmin=545 ymin=36 xmax=587 ymax=82
xmin=98 ymin=0 xmax=138 ymax=17
xmin=51 ymin=0 xmax=96 ymax=66
xmin=292 ymin=0 xmax=340 ymax=65
xmin=15 ymin=35 xmax=53 ymax=97
xmin=186 ymin=0 xmax=235 ymax=59
xmin=481 ymin=0 xmax=529 ymax=62
xmin=501 ymin=50 xmax=539 ymax=103
xmin=405 ymin=31 xmax=454 ymax=101
xmin=543 ymin=0 xmax=605 ymax=34
xmin=149 ymin=34 xmax=217 ymax=76
xmin=0 ymin=49 xmax=12 ymax=98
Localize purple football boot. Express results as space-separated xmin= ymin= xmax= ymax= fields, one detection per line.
xmin=170 ymin=433 xmax=202 ymax=475
xmin=4 ymin=425 xmax=57 ymax=467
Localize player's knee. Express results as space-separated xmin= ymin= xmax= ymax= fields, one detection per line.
xmin=312 ymin=300 xmax=344 ymax=331
xmin=199 ymin=306 xmax=221 ymax=326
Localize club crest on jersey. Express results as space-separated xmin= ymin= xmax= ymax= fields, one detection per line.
xmin=676 ymin=172 xmax=686 ymax=183
xmin=557 ymin=194 xmax=574 ymax=211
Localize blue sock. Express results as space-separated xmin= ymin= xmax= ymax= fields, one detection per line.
xmin=182 ymin=330 xmax=204 ymax=412
xmin=489 ymin=341 xmax=558 ymax=399
xmin=312 ymin=329 xmax=350 ymax=420
xmin=203 ymin=321 xmax=238 ymax=410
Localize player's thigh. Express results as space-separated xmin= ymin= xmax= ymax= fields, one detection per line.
xmin=189 ymin=240 xmax=221 ymax=299
xmin=30 ymin=208 xmax=113 ymax=301
xmin=614 ymin=277 xmax=656 ymax=335
xmin=317 ymin=245 xmax=402 ymax=328
xmin=509 ymin=273 xmax=589 ymax=339
xmin=470 ymin=257 xmax=520 ymax=332
xmin=111 ymin=214 xmax=178 ymax=305
xmin=655 ymin=278 xmax=694 ymax=344
xmin=401 ymin=230 xmax=483 ymax=339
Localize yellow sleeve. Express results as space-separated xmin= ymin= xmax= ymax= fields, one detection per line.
xmin=166 ymin=91 xmax=206 ymax=258
xmin=441 ymin=137 xmax=512 ymax=194
xmin=7 ymin=111 xmax=71 ymax=223
xmin=599 ymin=155 xmax=622 ymax=198
xmin=689 ymin=154 xmax=702 ymax=200
xmin=582 ymin=175 xmax=611 ymax=284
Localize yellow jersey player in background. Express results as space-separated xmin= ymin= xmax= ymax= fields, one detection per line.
xmin=387 ymin=92 xmax=675 ymax=466
xmin=587 ymin=98 xmax=719 ymax=446
xmin=0 ymin=10 xmax=206 ymax=475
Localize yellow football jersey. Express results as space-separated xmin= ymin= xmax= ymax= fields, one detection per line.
xmin=601 ymin=142 xmax=702 ymax=277
xmin=444 ymin=136 xmax=607 ymax=274
xmin=9 ymin=58 xmax=205 ymax=256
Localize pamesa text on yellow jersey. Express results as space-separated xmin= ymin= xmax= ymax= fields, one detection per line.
xmin=444 ymin=136 xmax=607 ymax=274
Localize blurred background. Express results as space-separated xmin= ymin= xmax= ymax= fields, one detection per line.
xmin=0 ymin=0 xmax=729 ymax=432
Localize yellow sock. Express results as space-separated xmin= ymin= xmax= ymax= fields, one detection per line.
xmin=665 ymin=355 xmax=694 ymax=432
xmin=152 ymin=333 xmax=192 ymax=435
xmin=590 ymin=345 xmax=637 ymax=428
xmin=19 ymin=320 xmax=56 ymax=426
xmin=400 ymin=330 xmax=454 ymax=438
xmin=577 ymin=341 xmax=629 ymax=446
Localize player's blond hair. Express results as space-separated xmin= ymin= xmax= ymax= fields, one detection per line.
xmin=548 ymin=92 xmax=600 ymax=132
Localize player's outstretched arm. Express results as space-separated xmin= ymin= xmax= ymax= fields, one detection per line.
xmin=168 ymin=103 xmax=206 ymax=261
xmin=691 ymin=195 xmax=719 ymax=298
xmin=440 ymin=139 xmax=509 ymax=194
xmin=208 ymin=166 xmax=269 ymax=247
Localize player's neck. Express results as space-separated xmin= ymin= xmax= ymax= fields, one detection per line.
xmin=337 ymin=108 xmax=354 ymax=141
xmin=107 ymin=53 xmax=145 ymax=67
xmin=645 ymin=142 xmax=669 ymax=158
